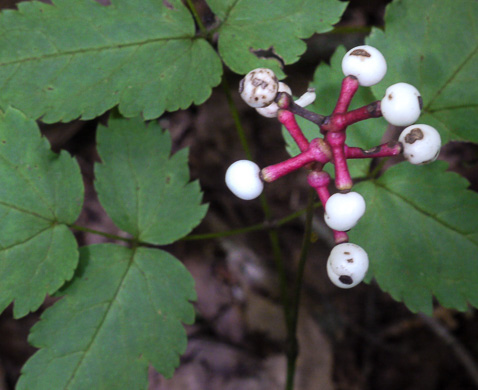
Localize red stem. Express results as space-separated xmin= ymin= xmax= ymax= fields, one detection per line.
xmin=325 ymin=132 xmax=352 ymax=190
xmin=262 ymin=139 xmax=332 ymax=182
xmin=262 ymin=152 xmax=316 ymax=182
xmin=307 ymin=171 xmax=349 ymax=244
xmin=342 ymin=101 xmax=382 ymax=127
xmin=333 ymin=231 xmax=349 ymax=244
xmin=278 ymin=109 xmax=310 ymax=153
xmin=333 ymin=76 xmax=359 ymax=114
xmin=345 ymin=141 xmax=402 ymax=159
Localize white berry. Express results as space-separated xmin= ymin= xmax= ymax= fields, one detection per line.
xmin=341 ymin=45 xmax=387 ymax=87
xmin=256 ymin=82 xmax=292 ymax=118
xmin=294 ymin=88 xmax=316 ymax=107
xmin=239 ymin=68 xmax=279 ymax=108
xmin=225 ymin=160 xmax=264 ymax=200
xmin=398 ymin=124 xmax=441 ymax=165
xmin=327 ymin=243 xmax=369 ymax=289
xmin=381 ymin=83 xmax=422 ymax=126
xmin=324 ymin=192 xmax=366 ymax=232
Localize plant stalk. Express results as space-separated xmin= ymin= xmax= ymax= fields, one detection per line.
xmin=285 ymin=188 xmax=316 ymax=390
xmin=222 ymin=73 xmax=293 ymax=342
xmin=69 ymin=224 xmax=135 ymax=243
xmin=185 ymin=0 xmax=208 ymax=37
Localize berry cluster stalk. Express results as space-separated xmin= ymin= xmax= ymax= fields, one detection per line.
xmin=270 ymin=76 xmax=397 ymax=194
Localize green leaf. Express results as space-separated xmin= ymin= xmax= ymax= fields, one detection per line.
xmin=210 ymin=0 xmax=347 ymax=77
xmin=367 ymin=0 xmax=478 ymax=143
xmin=0 ymin=0 xmax=222 ymax=123
xmin=95 ymin=115 xmax=207 ymax=245
xmin=283 ymin=46 xmax=388 ymax=178
xmin=17 ymin=244 xmax=196 ymax=389
xmin=349 ymin=161 xmax=478 ymax=314
xmin=0 ymin=107 xmax=83 ymax=318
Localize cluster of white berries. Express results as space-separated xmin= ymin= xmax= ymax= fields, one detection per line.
xmin=342 ymin=45 xmax=441 ymax=165
xmin=226 ymin=44 xmax=443 ymax=290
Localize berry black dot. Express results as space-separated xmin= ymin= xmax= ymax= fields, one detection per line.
xmin=339 ymin=275 xmax=354 ymax=285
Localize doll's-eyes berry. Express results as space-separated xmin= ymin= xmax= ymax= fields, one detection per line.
xmin=327 ymin=243 xmax=369 ymax=289
xmin=256 ymin=82 xmax=292 ymax=118
xmin=324 ymin=191 xmax=366 ymax=232
xmin=225 ymin=160 xmax=263 ymax=200
xmin=341 ymin=45 xmax=387 ymax=87
xmin=381 ymin=82 xmax=422 ymax=126
xmin=239 ymin=68 xmax=279 ymax=108
xmin=399 ymin=124 xmax=441 ymax=165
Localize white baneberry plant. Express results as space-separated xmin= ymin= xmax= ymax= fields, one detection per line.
xmin=0 ymin=1 xmax=476 ymax=390
xmin=229 ymin=45 xmax=442 ymax=289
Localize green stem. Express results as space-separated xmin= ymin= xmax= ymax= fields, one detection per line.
xmin=285 ymin=188 xmax=315 ymax=390
xmin=222 ymin=75 xmax=253 ymax=161
xmin=69 ymin=200 xmax=323 ymax=247
xmin=69 ymin=224 xmax=135 ymax=243
xmin=183 ymin=203 xmax=320 ymax=241
xmin=222 ymin=72 xmax=294 ymax=361
xmin=185 ymin=0 xmax=208 ymax=37
xmin=367 ymin=157 xmax=388 ymax=180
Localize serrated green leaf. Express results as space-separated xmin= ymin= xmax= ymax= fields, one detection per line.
xmin=210 ymin=0 xmax=347 ymax=77
xmin=17 ymin=244 xmax=196 ymax=389
xmin=367 ymin=0 xmax=478 ymax=143
xmin=283 ymin=46 xmax=388 ymax=178
xmin=0 ymin=107 xmax=83 ymax=318
xmin=349 ymin=161 xmax=478 ymax=314
xmin=0 ymin=0 xmax=222 ymax=123
xmin=95 ymin=115 xmax=207 ymax=245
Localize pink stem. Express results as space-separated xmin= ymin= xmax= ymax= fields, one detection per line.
xmin=345 ymin=141 xmax=402 ymax=159
xmin=261 ymin=139 xmax=332 ymax=182
xmin=333 ymin=231 xmax=349 ymax=244
xmin=342 ymin=101 xmax=382 ymax=127
xmin=325 ymin=132 xmax=352 ymax=190
xmin=277 ymin=109 xmax=310 ymax=152
xmin=262 ymin=152 xmax=316 ymax=182
xmin=307 ymin=171 xmax=349 ymax=244
xmin=307 ymin=171 xmax=331 ymax=204
xmin=333 ymin=76 xmax=360 ymax=114
xmin=321 ymin=101 xmax=382 ymax=133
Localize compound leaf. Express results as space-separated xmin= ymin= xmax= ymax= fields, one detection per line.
xmin=367 ymin=0 xmax=478 ymax=143
xmin=284 ymin=46 xmax=388 ymax=178
xmin=350 ymin=161 xmax=478 ymax=314
xmin=209 ymin=0 xmax=347 ymax=77
xmin=95 ymin=115 xmax=207 ymax=245
xmin=0 ymin=107 xmax=83 ymax=318
xmin=0 ymin=0 xmax=222 ymax=123
xmin=17 ymin=244 xmax=196 ymax=389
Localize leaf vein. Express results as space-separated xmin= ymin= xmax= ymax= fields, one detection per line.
xmin=64 ymin=249 xmax=135 ymax=389
xmin=376 ymin=181 xmax=477 ymax=248
xmin=426 ymin=43 xmax=478 ymax=109
xmin=0 ymin=225 xmax=51 ymax=252
xmin=0 ymin=35 xmax=192 ymax=67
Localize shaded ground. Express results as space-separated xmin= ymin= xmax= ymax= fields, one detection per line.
xmin=1 ymin=0 xmax=478 ymax=389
